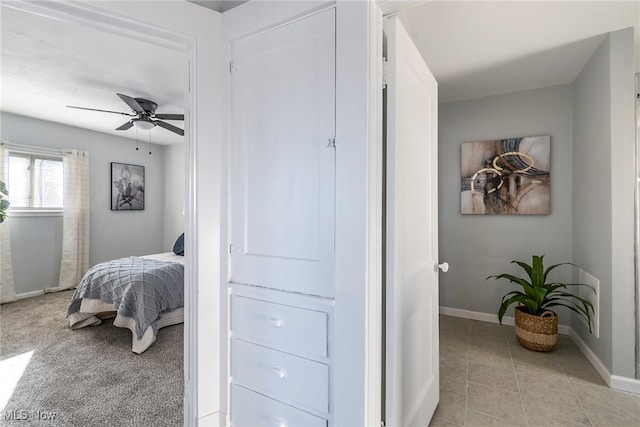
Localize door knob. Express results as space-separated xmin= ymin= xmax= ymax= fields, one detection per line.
xmin=438 ymin=262 xmax=449 ymax=273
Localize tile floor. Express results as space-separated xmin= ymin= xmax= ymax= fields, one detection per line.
xmin=431 ymin=315 xmax=640 ymax=427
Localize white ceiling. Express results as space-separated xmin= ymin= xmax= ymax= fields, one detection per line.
xmin=400 ymin=1 xmax=640 ymax=103
xmin=1 ymin=6 xmax=188 ymax=145
xmin=1 ymin=1 xmax=638 ymax=144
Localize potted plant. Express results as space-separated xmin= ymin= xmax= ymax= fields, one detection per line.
xmin=0 ymin=179 xmax=8 ymax=223
xmin=486 ymin=254 xmax=595 ymax=351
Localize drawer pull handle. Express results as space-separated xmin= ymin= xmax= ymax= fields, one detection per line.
xmin=271 ymin=417 xmax=287 ymax=427
xmin=269 ymin=317 xmax=284 ymax=328
xmin=270 ymin=366 xmax=287 ymax=379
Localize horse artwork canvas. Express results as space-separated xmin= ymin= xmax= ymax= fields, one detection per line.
xmin=111 ymin=162 xmax=145 ymax=211
xmin=461 ymin=136 xmax=550 ymax=215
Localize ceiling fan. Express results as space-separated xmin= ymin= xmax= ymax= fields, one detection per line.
xmin=67 ymin=93 xmax=184 ymax=136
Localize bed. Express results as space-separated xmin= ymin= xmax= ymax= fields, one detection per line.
xmin=67 ymin=252 xmax=184 ymax=354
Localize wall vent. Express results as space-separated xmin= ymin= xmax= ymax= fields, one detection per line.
xmin=578 ymin=268 xmax=600 ymax=338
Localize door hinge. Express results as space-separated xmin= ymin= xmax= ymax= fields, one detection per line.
xmin=382 ymin=57 xmax=388 ymax=89
xmin=327 ymin=137 xmax=336 ymax=148
xmin=229 ymin=61 xmax=238 ymax=73
xmin=229 ymin=244 xmax=235 ymax=256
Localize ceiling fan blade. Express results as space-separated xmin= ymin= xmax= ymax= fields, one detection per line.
xmin=116 ymin=93 xmax=145 ymax=114
xmin=116 ymin=121 xmax=134 ymax=131
xmin=154 ymin=113 xmax=184 ymax=121
xmin=67 ymin=105 xmax=132 ymax=116
xmin=155 ymin=120 xmax=184 ymax=136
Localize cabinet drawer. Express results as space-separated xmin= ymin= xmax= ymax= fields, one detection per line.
xmin=232 ymin=295 xmax=328 ymax=358
xmin=231 ymin=385 xmax=327 ymax=427
xmin=232 ymin=340 xmax=329 ymax=413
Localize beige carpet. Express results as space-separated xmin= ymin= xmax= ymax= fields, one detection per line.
xmin=0 ymin=290 xmax=183 ymax=426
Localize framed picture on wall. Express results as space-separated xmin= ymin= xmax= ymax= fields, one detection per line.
xmin=111 ymin=162 xmax=145 ymax=211
xmin=461 ymin=135 xmax=550 ymax=215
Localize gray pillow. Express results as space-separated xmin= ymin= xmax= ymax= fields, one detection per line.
xmin=173 ymin=233 xmax=184 ymax=256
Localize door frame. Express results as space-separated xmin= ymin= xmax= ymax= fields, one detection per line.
xmin=0 ymin=1 xmax=199 ymax=424
xmin=635 ymin=72 xmax=640 ymax=381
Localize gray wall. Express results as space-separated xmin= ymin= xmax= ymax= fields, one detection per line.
xmin=163 ymin=142 xmax=185 ymax=251
xmin=609 ymin=28 xmax=636 ymax=380
xmin=440 ymin=27 xmax=637 ymax=378
xmin=9 ymin=216 xmax=63 ymax=295
xmin=439 ymin=84 xmax=575 ymax=321
xmin=572 ymin=28 xmax=636 ymax=378
xmin=1 ymin=112 xmax=183 ymax=295
xmin=572 ymin=33 xmax=613 ymax=373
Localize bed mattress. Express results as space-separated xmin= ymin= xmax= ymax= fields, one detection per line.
xmin=67 ymin=252 xmax=185 ymax=354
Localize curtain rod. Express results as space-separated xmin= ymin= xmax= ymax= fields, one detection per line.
xmin=1 ymin=140 xmax=72 ymax=156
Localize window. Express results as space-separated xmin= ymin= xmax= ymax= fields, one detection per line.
xmin=8 ymin=152 xmax=63 ymax=209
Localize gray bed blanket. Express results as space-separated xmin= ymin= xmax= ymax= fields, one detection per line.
xmin=67 ymin=256 xmax=184 ymax=338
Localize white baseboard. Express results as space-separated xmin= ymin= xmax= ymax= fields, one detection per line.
xmin=610 ymin=375 xmax=640 ymax=394
xmin=441 ymin=306 xmax=640 ymax=395
xmin=567 ymin=328 xmax=612 ymax=387
xmin=15 ymin=290 xmax=45 ymax=300
xmin=440 ymin=306 xmax=510 ymax=325
xmin=199 ymin=411 xmax=226 ymax=427
xmin=439 ymin=306 xmax=570 ymax=335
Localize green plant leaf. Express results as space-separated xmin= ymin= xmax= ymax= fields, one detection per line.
xmin=498 ymin=292 xmax=527 ymax=323
xmin=544 ymin=283 xmax=567 ymax=294
xmin=544 ymin=297 xmax=593 ymax=330
xmin=544 ymin=302 xmax=593 ymax=333
xmin=486 ymin=273 xmax=533 ymax=295
xmin=0 ymin=180 xmax=8 ymax=223
xmin=560 ymin=283 xmax=596 ymax=294
xmin=488 ymin=255 xmax=597 ymax=335
xmin=511 ymin=260 xmax=533 ymax=281
xmin=531 ymin=255 xmax=544 ymax=287
xmin=543 ymin=262 xmax=575 ymax=283
xmin=544 ymin=297 xmax=590 ymax=316
xmin=548 ymin=291 xmax=594 ymax=311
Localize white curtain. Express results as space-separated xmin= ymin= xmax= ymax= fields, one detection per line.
xmin=0 ymin=145 xmax=17 ymax=303
xmin=56 ymin=149 xmax=90 ymax=291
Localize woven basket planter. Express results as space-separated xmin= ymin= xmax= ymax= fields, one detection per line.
xmin=514 ymin=306 xmax=558 ymax=352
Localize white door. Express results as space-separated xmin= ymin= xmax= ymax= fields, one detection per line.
xmin=229 ymin=10 xmax=336 ymax=298
xmin=385 ymin=15 xmax=440 ymax=427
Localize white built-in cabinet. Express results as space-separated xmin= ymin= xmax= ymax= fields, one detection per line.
xmin=228 ymin=8 xmax=336 ymax=426
xmin=230 ymin=8 xmax=336 ymax=299
xmin=229 ymin=285 xmax=333 ymax=426
xmin=225 ymin=2 xmax=441 ymax=426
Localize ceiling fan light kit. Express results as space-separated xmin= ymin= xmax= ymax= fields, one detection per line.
xmin=133 ymin=119 xmax=155 ymax=130
xmin=66 ymin=92 xmax=184 ymax=136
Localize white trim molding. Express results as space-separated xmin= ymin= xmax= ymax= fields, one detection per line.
xmin=610 ymin=375 xmax=640 ymax=394
xmin=568 ymin=327 xmax=613 ymax=387
xmin=7 ymin=210 xmax=63 ymax=218
xmin=1 ymin=2 xmax=202 ymax=424
xmin=15 ymin=290 xmax=45 ymax=300
xmin=439 ymin=306 xmax=571 ymax=335
xmin=198 ymin=411 xmax=225 ymax=427
xmin=569 ymin=328 xmax=640 ymax=394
